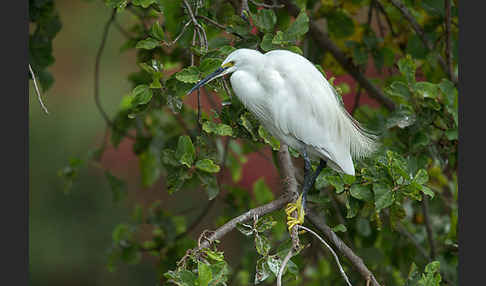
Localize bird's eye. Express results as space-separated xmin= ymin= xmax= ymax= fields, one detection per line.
xmin=222 ymin=61 xmax=234 ymax=68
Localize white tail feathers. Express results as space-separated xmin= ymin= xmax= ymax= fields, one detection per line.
xmin=341 ymin=107 xmax=379 ymax=160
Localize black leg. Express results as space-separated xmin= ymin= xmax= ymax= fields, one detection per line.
xmin=301 ymin=159 xmax=327 ymax=212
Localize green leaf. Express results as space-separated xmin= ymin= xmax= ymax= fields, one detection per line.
xmin=252 ymin=9 xmax=277 ymax=33
xmin=105 ymin=171 xmax=127 ymax=203
xmin=256 ymin=216 xmax=277 ymax=234
xmin=414 ymin=169 xmax=429 ymax=185
xmin=112 ymin=223 xmax=131 ymax=243
xmin=418 ymin=261 xmax=441 ymax=286
xmin=350 ymin=184 xmax=373 ymax=202
xmin=397 ymin=55 xmax=416 ymax=84
xmin=385 ymin=81 xmax=412 ymax=100
xmin=255 ymin=257 xmax=272 ymax=284
xmin=131 ymin=84 xmax=153 ymax=105
xmin=240 ymin=113 xmax=258 ymax=141
xmin=175 ymin=136 xmax=196 ymax=168
xmin=197 ymin=172 xmax=220 ymax=200
xmin=284 ymin=10 xmax=309 ymax=40
xmin=415 ymin=81 xmax=439 ymax=98
xmin=236 ymin=223 xmax=254 ymax=236
xmin=195 ymin=159 xmax=221 ymax=173
xmin=139 ymin=149 xmax=161 ymax=187
xmin=332 ymin=224 xmax=347 ymax=233
xmin=328 ymin=176 xmax=345 ymax=193
xmin=202 ymin=121 xmax=233 ymax=136
xmin=164 ymin=270 xmax=198 ymax=286
xmin=132 ymin=0 xmax=156 ymax=8
xmin=175 ymin=66 xmax=200 ymax=84
xmin=258 ymin=125 xmax=280 ymax=150
xmin=255 ymin=234 xmax=271 ymax=256
xmin=253 ymin=178 xmax=275 ymax=204
xmin=260 ymin=33 xmax=277 ymax=51
xmin=346 ymin=196 xmax=359 ymax=218
xmin=149 ymin=21 xmax=164 ymax=40
xmin=136 ymin=37 xmax=160 ymax=50
xmin=199 ymin=58 xmax=223 ymax=77
xmin=373 ymin=183 xmax=394 ymax=211
xmin=327 ymin=10 xmax=355 ymax=38
xmin=386 ymin=108 xmax=416 ymax=129
xmin=204 ymin=249 xmax=225 ymax=262
xmin=421 ymin=185 xmax=435 ymax=199
xmin=198 ymin=261 xmax=212 ymax=286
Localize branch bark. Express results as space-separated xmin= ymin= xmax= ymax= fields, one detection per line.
xmin=197 ymin=194 xmax=292 ymax=249
xmin=307 ymin=208 xmax=382 ymax=286
xmin=279 ymin=0 xmax=396 ymax=111
xmin=196 ymin=144 xmax=300 ymax=250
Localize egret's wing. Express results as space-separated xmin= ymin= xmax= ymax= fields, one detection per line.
xmin=263 ymin=50 xmax=376 ymax=175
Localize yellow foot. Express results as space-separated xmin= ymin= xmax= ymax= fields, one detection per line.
xmin=285 ymin=194 xmax=306 ymax=232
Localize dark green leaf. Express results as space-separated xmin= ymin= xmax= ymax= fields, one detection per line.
xmin=175 ymin=136 xmax=196 ymax=168
xmin=198 ymin=261 xmax=212 ymax=286
xmin=374 ymin=183 xmax=394 ymax=211
xmin=136 ymin=37 xmax=160 ymax=50
xmin=327 ymin=10 xmax=355 ymax=38
xmin=258 ymin=125 xmax=280 ymax=150
xmin=252 ymin=9 xmax=277 ymax=33
xmin=332 ymin=224 xmax=347 ymax=232
xmin=139 ymin=148 xmax=161 ymax=187
xmin=398 ymin=56 xmax=416 ymax=84
xmin=195 ymin=159 xmax=221 ymax=173
xmin=350 ymin=184 xmax=373 ymax=202
xmin=255 ymin=234 xmax=271 ymax=256
xmin=175 ymin=66 xmax=200 ymax=83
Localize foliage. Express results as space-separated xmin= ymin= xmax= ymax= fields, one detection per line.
xmin=41 ymin=0 xmax=459 ymax=285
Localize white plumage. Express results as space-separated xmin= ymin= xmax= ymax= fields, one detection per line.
xmin=190 ymin=48 xmax=378 ymax=176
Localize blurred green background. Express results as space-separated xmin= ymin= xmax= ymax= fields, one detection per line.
xmin=29 ymin=1 xmax=158 ymax=285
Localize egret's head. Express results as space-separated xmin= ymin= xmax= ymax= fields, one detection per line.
xmin=187 ymin=49 xmax=263 ymax=95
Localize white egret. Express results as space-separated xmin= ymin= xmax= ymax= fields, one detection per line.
xmin=188 ymin=49 xmax=378 ymax=229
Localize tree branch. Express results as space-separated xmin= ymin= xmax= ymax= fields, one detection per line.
xmin=278 ymin=0 xmax=395 ymax=111
xmin=296 ymin=225 xmax=352 ymax=286
xmin=386 ymin=0 xmax=457 ymax=84
xmin=422 ymin=196 xmax=437 ymax=259
xmin=196 ymin=144 xmax=299 ymax=250
xmin=28 ymin=64 xmax=49 ymax=114
xmin=307 ymin=208 xmax=382 ymax=286
xmin=94 ymin=9 xmax=116 ymax=126
xmin=197 ymin=195 xmax=292 ymax=249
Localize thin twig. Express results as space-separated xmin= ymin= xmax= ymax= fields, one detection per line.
xmin=296 ymin=225 xmax=353 ymax=286
xmin=94 ymin=9 xmax=116 ymax=126
xmin=183 ymin=0 xmax=208 ymax=52
xmin=277 ymin=248 xmax=294 ymax=286
xmin=161 ymin=20 xmax=192 ymax=47
xmin=197 ymin=195 xmax=292 ymax=249
xmin=28 ymin=64 xmax=49 ymax=114
xmin=396 ymin=222 xmax=430 ymax=259
xmin=375 ymin=1 xmax=397 ymax=36
xmin=307 ymin=208 xmax=382 ymax=286
xmin=387 ymin=0 xmax=457 ymax=84
xmin=422 ymin=196 xmax=437 ymax=259
xmin=351 ymin=85 xmax=362 ymax=116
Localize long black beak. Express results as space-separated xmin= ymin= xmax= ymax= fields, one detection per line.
xmin=187 ymin=67 xmax=226 ymax=95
